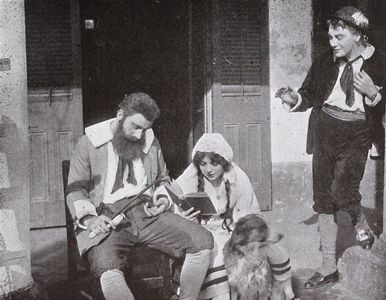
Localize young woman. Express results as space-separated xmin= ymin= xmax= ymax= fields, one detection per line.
xmin=174 ymin=133 xmax=261 ymax=300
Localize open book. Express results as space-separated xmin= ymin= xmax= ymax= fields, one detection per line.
xmin=165 ymin=185 xmax=217 ymax=216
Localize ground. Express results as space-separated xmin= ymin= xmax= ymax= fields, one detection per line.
xmin=27 ymin=160 xmax=384 ymax=299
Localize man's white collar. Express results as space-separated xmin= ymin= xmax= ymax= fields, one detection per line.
xmin=85 ymin=118 xmax=154 ymax=153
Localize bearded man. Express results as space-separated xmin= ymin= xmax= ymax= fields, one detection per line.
xmin=276 ymin=6 xmax=385 ymax=289
xmin=66 ymin=92 xmax=213 ymax=300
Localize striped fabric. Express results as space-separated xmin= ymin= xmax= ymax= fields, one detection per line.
xmin=200 ymin=265 xmax=230 ymax=298
xmin=270 ymin=258 xmax=291 ymax=282
xmin=263 ymin=243 xmax=292 ymax=282
xmin=198 ymin=224 xmax=232 ymax=299
xmin=202 ymin=265 xmax=228 ymax=289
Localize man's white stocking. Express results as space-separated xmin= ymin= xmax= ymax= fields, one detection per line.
xmin=179 ymin=249 xmax=211 ymax=300
xmin=100 ymin=269 xmax=134 ymax=300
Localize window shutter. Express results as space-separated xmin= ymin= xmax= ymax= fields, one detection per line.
xmin=219 ymin=0 xmax=261 ymax=96
xmin=25 ymin=0 xmax=72 ymax=88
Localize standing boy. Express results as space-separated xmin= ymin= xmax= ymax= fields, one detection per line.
xmin=276 ymin=6 xmax=385 ymax=289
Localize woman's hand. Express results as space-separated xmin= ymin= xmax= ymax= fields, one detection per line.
xmin=181 ymin=207 xmax=201 ymax=223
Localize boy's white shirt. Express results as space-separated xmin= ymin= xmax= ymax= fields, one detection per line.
xmin=283 ymin=45 xmax=382 ymax=113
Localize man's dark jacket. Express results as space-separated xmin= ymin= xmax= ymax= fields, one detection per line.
xmin=296 ymin=49 xmax=386 ymax=156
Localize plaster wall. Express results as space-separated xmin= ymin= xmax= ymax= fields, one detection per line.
xmin=269 ymin=0 xmax=313 ymax=163
xmin=0 ymin=0 xmax=32 ymax=296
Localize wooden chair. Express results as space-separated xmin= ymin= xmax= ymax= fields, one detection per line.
xmin=62 ymin=160 xmax=173 ymax=300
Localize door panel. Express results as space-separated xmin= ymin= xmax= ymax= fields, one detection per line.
xmin=211 ymin=0 xmax=271 ymax=210
xmin=29 ymin=88 xmax=83 ymax=228
xmin=26 ymin=0 xmax=83 ymax=228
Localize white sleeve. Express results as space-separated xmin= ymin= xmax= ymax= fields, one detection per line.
xmin=175 ymin=163 xmax=198 ymax=194
xmin=364 ymin=87 xmax=382 ymax=107
xmin=283 ymin=93 xmax=303 ymax=112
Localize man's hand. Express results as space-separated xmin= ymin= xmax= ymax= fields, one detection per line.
xmin=275 ymin=86 xmax=299 ymax=107
xmin=143 ymin=202 xmax=167 ymax=217
xmin=354 ymin=71 xmax=379 ymax=101
xmin=82 ymin=215 xmax=116 ymax=236
xmin=180 ymin=207 xmax=200 ymax=223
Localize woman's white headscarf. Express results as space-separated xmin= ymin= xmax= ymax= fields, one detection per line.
xmin=192 ymin=133 xmax=233 ymax=163
xmin=175 ymin=133 xmax=234 ymax=195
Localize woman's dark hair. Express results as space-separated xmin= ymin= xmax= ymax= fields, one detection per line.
xmin=193 ymin=151 xmax=233 ymax=232
xmin=118 ymin=92 xmax=160 ymax=122
xmin=193 ymin=151 xmax=231 ymax=175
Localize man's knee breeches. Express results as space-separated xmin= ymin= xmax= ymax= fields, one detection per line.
xmin=85 ymin=212 xmax=214 ymax=278
xmin=185 ymin=223 xmax=214 ymax=254
xmin=87 ymin=234 xmax=129 ymax=278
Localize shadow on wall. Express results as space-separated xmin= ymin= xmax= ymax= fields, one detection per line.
xmin=0 ymin=115 xmax=30 ymax=297
xmin=30 ymin=228 xmax=68 ymax=300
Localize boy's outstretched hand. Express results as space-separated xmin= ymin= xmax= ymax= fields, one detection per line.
xmin=275 ymin=86 xmax=299 ymax=107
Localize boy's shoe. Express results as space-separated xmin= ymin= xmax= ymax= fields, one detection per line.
xmin=356 ymin=228 xmax=374 ymax=250
xmin=304 ymin=270 xmax=339 ymax=289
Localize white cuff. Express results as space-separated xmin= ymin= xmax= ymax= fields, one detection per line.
xmin=283 ymin=93 xmax=303 ymax=112
xmin=73 ymin=199 xmax=97 ymax=221
xmin=75 ymin=219 xmax=89 ymax=230
xmin=365 ymin=91 xmax=382 ymax=107
xmin=153 ymin=185 xmax=172 ymax=209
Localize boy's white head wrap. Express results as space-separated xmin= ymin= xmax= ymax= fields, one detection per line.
xmin=192 ymin=133 xmax=233 ymax=163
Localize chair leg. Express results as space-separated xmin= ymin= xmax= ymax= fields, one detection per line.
xmin=161 ymin=256 xmax=173 ymax=299
xmin=79 ymin=290 xmax=94 ymax=300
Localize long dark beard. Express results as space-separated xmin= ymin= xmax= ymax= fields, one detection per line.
xmin=111 ymin=123 xmax=146 ymax=161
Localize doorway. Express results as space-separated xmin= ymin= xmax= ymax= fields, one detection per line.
xmin=79 ymin=0 xmax=272 ymax=210
xmin=80 ymin=0 xmax=194 ymax=177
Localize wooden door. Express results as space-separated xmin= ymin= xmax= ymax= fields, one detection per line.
xmin=28 ymin=90 xmax=83 ymax=228
xmin=25 ymin=0 xmax=83 ymax=228
xmin=211 ymin=0 xmax=271 ymax=210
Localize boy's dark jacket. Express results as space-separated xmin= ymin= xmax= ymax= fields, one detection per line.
xmin=296 ymin=49 xmax=386 ymax=157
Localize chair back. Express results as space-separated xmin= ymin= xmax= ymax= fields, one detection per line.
xmin=62 ymin=160 xmax=88 ymax=281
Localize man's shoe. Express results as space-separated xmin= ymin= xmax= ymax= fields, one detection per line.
xmin=304 ymin=270 xmax=339 ymax=289
xmin=356 ymin=229 xmax=374 ymax=250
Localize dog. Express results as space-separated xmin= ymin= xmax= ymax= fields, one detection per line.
xmin=223 ymin=214 xmax=288 ymax=300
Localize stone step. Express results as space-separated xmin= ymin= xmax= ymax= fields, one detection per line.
xmin=337 ymin=238 xmax=386 ymax=300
